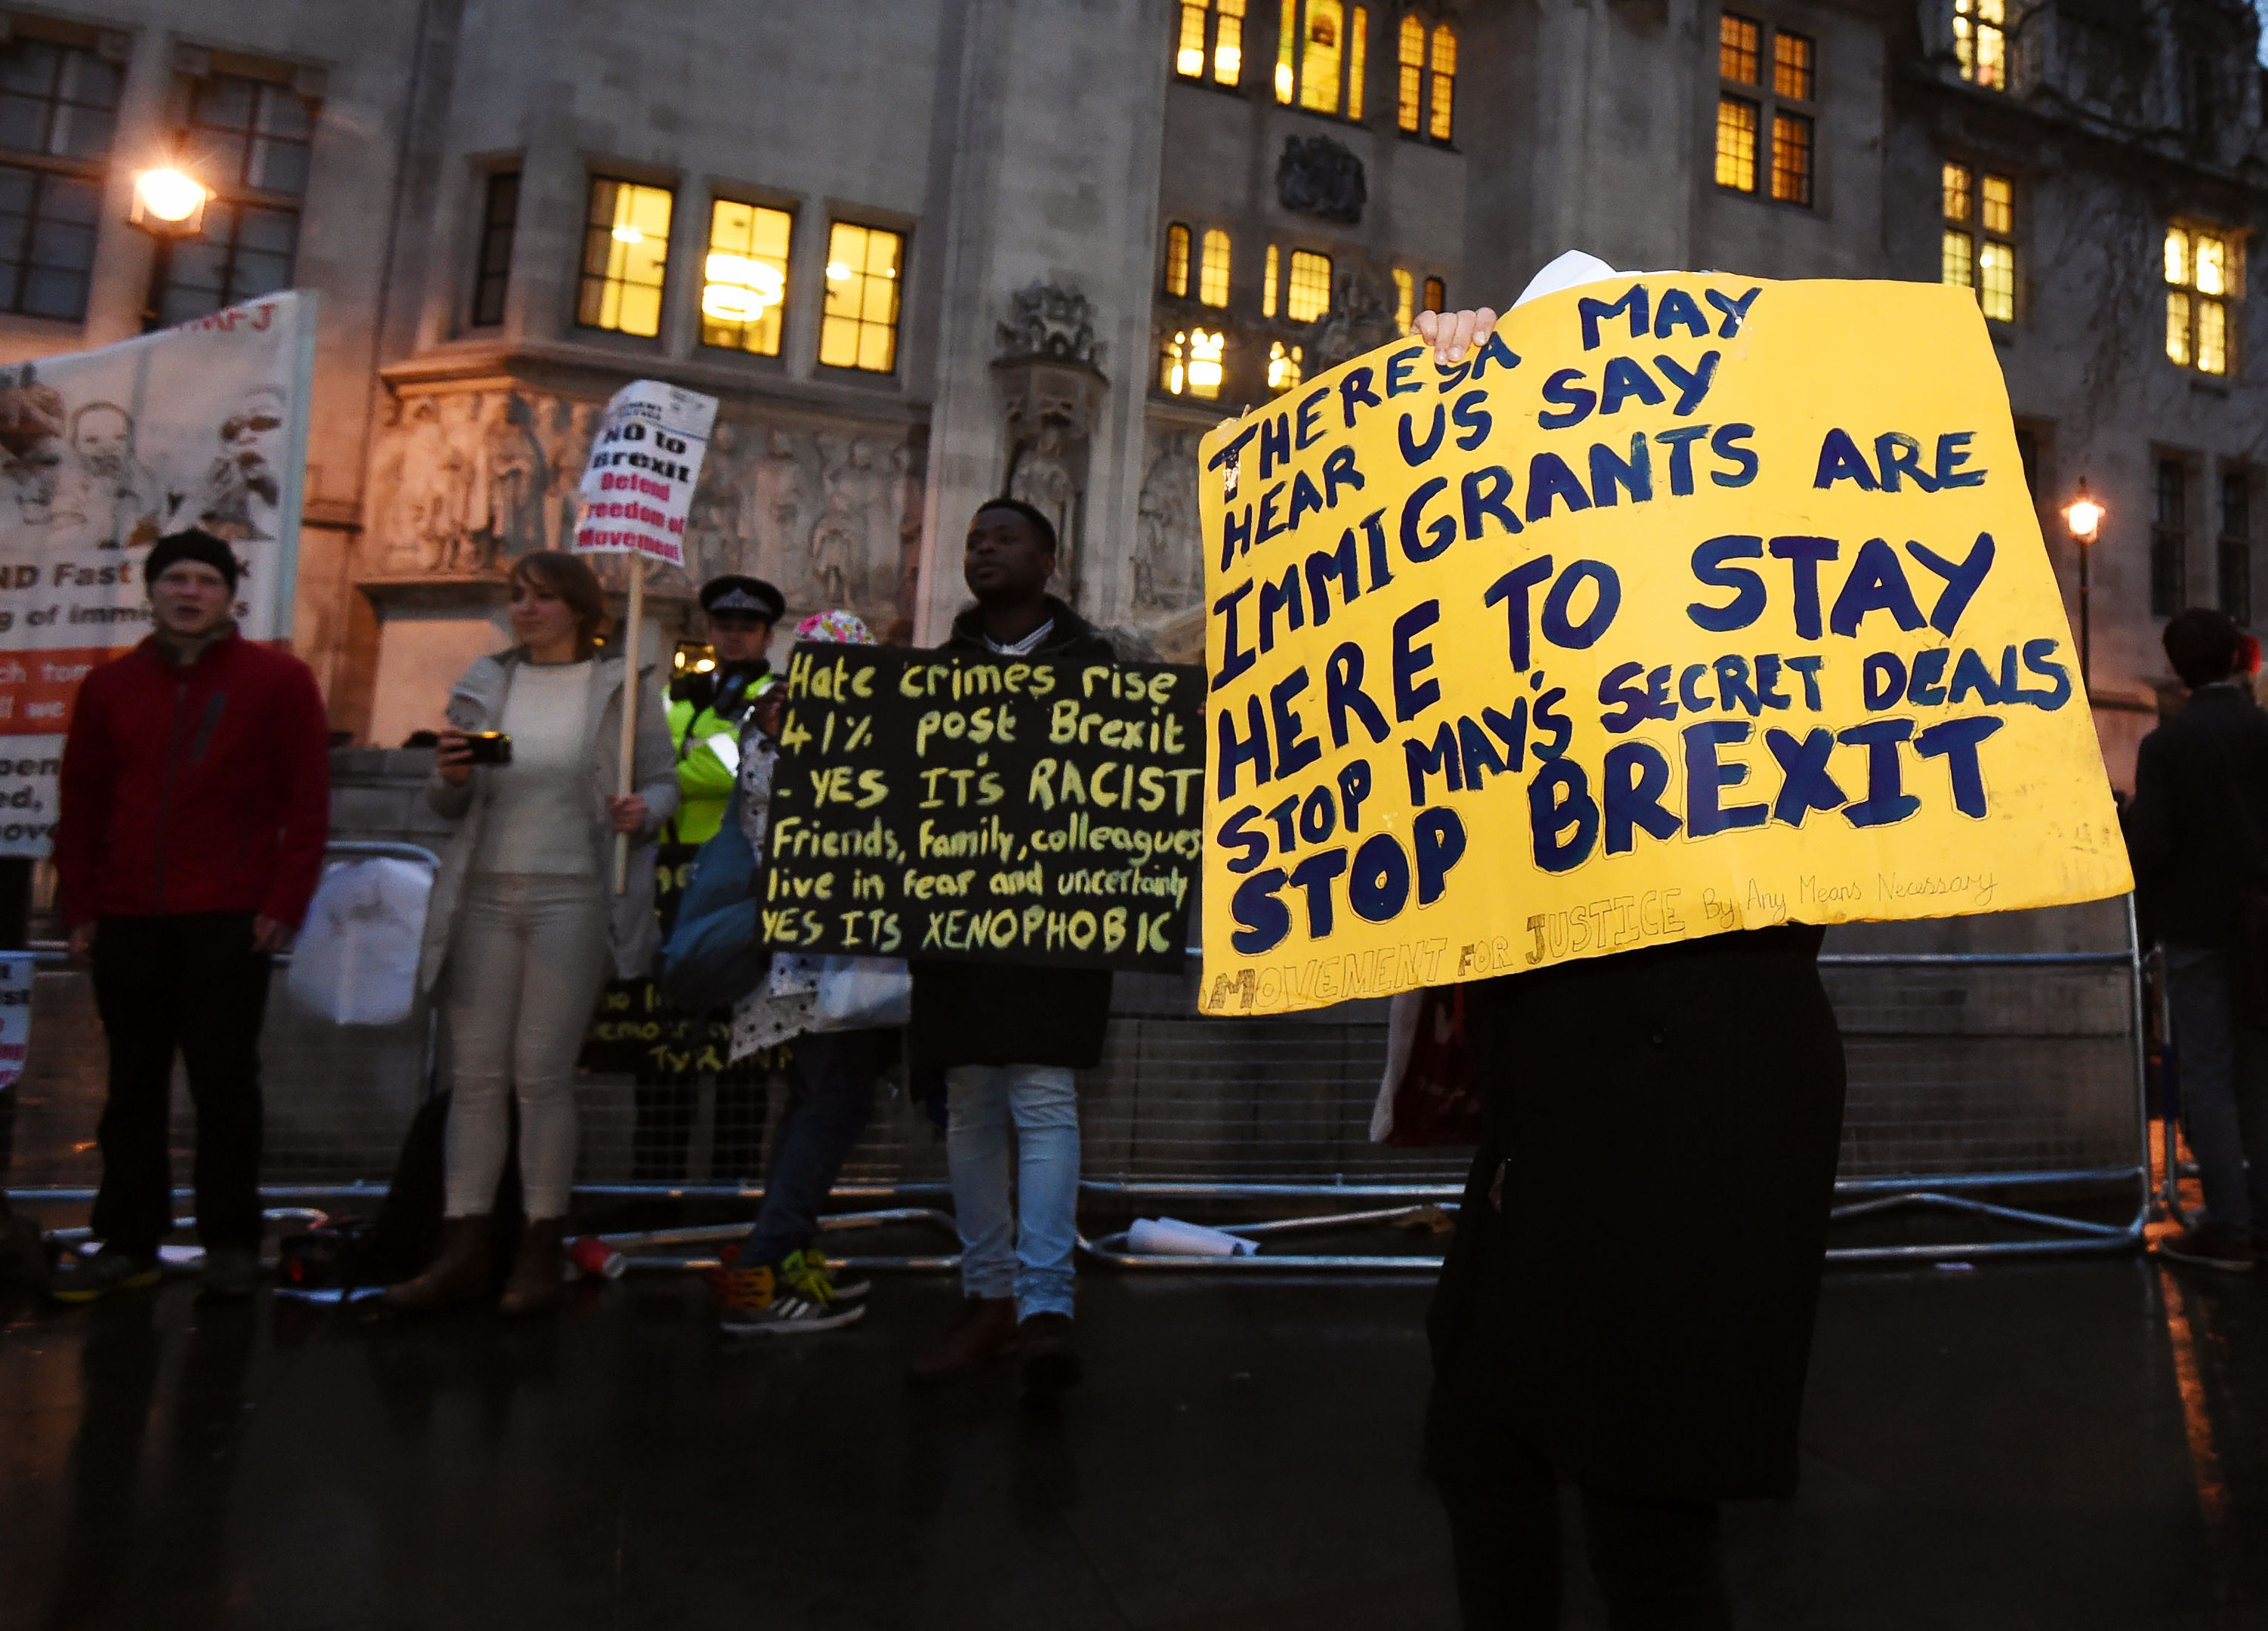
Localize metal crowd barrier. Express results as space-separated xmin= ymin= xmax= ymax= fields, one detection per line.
xmin=1073 ymin=899 xmax=2155 ymax=1272
xmin=8 ymin=870 xmax=2156 ymax=1276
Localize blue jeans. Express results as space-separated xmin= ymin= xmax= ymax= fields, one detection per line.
xmin=739 ymin=1029 xmax=884 ymax=1269
xmin=945 ymin=1063 xmax=1080 ymax=1320
xmin=2165 ymin=944 xmax=2268 ymax=1233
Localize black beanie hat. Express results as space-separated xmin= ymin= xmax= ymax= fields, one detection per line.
xmin=144 ymin=529 xmax=242 ymax=591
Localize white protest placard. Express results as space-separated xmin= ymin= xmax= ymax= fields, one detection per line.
xmin=0 ymin=291 xmax=318 ymax=856
xmin=0 ymin=951 xmax=33 ymax=1090
xmin=570 ymin=379 xmax=720 ymax=569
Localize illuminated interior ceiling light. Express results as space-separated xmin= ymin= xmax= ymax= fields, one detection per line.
xmin=701 ymin=254 xmax=784 ymax=322
xmin=612 ymin=224 xmax=643 ymax=244
xmin=827 ymin=261 xmax=852 ymax=281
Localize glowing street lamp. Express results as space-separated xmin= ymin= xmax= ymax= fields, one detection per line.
xmin=128 ymin=166 xmax=209 ymax=237
xmin=2064 ymin=479 xmax=2103 ymax=691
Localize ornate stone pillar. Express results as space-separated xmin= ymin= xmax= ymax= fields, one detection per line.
xmin=992 ymin=281 xmax=1108 ymax=609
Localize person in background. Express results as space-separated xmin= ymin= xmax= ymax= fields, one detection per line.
xmin=2125 ymin=606 xmax=2268 ymax=1272
xmin=1413 ymin=306 xmax=1848 ymax=1629
xmin=710 ymin=608 xmax=894 ymax=1335
xmin=609 ymin=572 xmax=786 ymax=1182
xmin=49 ymin=529 xmax=331 ymax=1301
xmin=905 ymin=499 xmax=1115 ymax=1408
xmin=384 ymin=550 xmax=676 ymax=1317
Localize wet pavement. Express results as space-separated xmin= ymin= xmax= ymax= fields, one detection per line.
xmin=2 ymin=1253 xmax=2265 ymax=1631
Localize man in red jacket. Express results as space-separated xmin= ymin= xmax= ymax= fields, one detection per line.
xmin=49 ymin=529 xmax=330 ymax=1300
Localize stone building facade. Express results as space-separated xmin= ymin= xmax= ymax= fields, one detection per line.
xmin=0 ymin=0 xmax=2257 ymax=779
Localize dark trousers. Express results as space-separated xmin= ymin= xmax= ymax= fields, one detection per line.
xmin=1437 ymin=1443 xmax=1732 ymax=1630
xmin=741 ymin=1028 xmax=883 ymax=1268
xmin=89 ymin=913 xmax=271 ymax=1254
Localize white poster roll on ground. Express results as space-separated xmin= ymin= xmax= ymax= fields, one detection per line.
xmin=1128 ymin=1216 xmax=1262 ymax=1257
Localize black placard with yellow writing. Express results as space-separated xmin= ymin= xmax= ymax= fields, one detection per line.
xmin=761 ymin=643 xmax=1206 ymax=971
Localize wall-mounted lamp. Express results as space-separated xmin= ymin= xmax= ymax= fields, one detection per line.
xmin=128 ymin=166 xmax=209 ymax=237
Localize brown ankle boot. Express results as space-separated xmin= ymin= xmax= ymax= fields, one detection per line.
xmin=498 ymin=1216 xmax=566 ymax=1317
xmin=382 ymin=1215 xmax=493 ymax=1314
xmin=908 ymin=1296 xmax=1019 ymax=1384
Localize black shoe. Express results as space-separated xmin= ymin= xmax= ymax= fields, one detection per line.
xmin=1018 ymin=1312 xmax=1082 ymax=1411
xmin=2158 ymin=1222 xmax=2257 ymax=1274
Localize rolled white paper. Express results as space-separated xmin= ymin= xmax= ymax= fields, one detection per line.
xmin=1129 ymin=1216 xmax=1260 ymax=1257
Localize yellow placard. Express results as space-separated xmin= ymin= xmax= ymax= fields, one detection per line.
xmin=1196 ymin=275 xmax=2131 ymax=1017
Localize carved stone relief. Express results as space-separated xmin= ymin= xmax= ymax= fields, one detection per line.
xmin=1304 ymin=267 xmax=1404 ymax=371
xmin=1277 ymin=134 xmax=1367 ymax=224
xmin=364 ymin=384 xmax=924 ymax=630
xmin=994 ymin=281 xmax=1108 ymax=608
xmin=1132 ymin=426 xmax=1203 ymax=619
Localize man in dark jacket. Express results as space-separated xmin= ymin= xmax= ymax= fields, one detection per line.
xmin=49 ymin=529 xmax=331 ymax=1301
xmin=2123 ymin=606 xmax=2268 ymax=1272
xmin=906 ymin=498 xmax=1115 ymax=1407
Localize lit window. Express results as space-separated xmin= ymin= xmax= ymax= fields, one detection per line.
xmin=1423 ymin=276 xmax=1444 ymax=313
xmin=701 ymin=199 xmax=793 ymax=355
xmin=1178 ymin=3 xmax=1206 ymax=76
xmin=1715 ymin=20 xmax=1816 ymax=208
xmin=470 ymin=171 xmax=519 ymax=328
xmin=1217 ymin=0 xmax=1247 ymax=82
xmin=1942 ymin=230 xmax=1974 ymax=288
xmin=1268 ymin=340 xmax=1304 ymax=392
xmin=153 ymin=72 xmax=316 ymax=330
xmin=1302 ymin=0 xmax=1339 ymax=115
xmin=2153 ymin=459 xmax=2187 ymax=617
xmin=1977 ymin=241 xmax=2014 ymax=322
xmin=1770 ymin=112 xmax=1812 ymax=205
xmin=1720 ymin=14 xmax=1760 ymax=82
xmin=1263 ymin=244 xmax=1280 ymax=317
xmin=576 ymin=177 xmax=673 ymax=338
xmin=1190 ymin=329 xmax=1225 ymax=397
xmin=1980 ymin=173 xmax=2012 ymax=235
xmin=1163 ymin=328 xmax=1226 ymax=399
xmin=1200 ymin=228 xmax=1231 ymax=307
xmin=2166 ymin=224 xmax=2236 ymax=377
xmin=1287 ymin=249 xmax=1332 ymax=321
xmin=1175 ymin=1 xmax=1247 ymax=85
xmin=1397 ymin=14 xmax=1423 ymax=131
xmin=1274 ymin=1 xmax=1371 ymax=117
xmin=1426 ymin=23 xmax=1456 ymax=140
xmin=1715 ymin=97 xmax=1758 ymax=192
xmin=818 ymin=220 xmax=902 ymax=373
xmin=1942 ymin=164 xmax=2015 ymax=322
xmin=1942 ymin=160 xmax=1970 ymax=223
xmin=1166 ymin=222 xmax=1191 ymax=298
xmin=1394 ymin=268 xmax=1413 ymax=329
xmin=1348 ymin=7 xmax=1369 ymax=121
xmin=1773 ymin=29 xmax=1814 ymax=99
xmin=1954 ymin=0 xmax=2006 ymax=90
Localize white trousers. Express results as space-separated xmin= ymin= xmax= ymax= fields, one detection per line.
xmin=442 ymin=872 xmax=615 ymax=1218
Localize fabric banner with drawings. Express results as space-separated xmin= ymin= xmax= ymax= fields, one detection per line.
xmin=0 ymin=290 xmax=317 ymax=856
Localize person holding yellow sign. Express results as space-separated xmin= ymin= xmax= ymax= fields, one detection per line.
xmin=1403 ymin=289 xmax=1845 ymax=1629
xmin=1195 ymin=254 xmax=2128 ymax=1626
